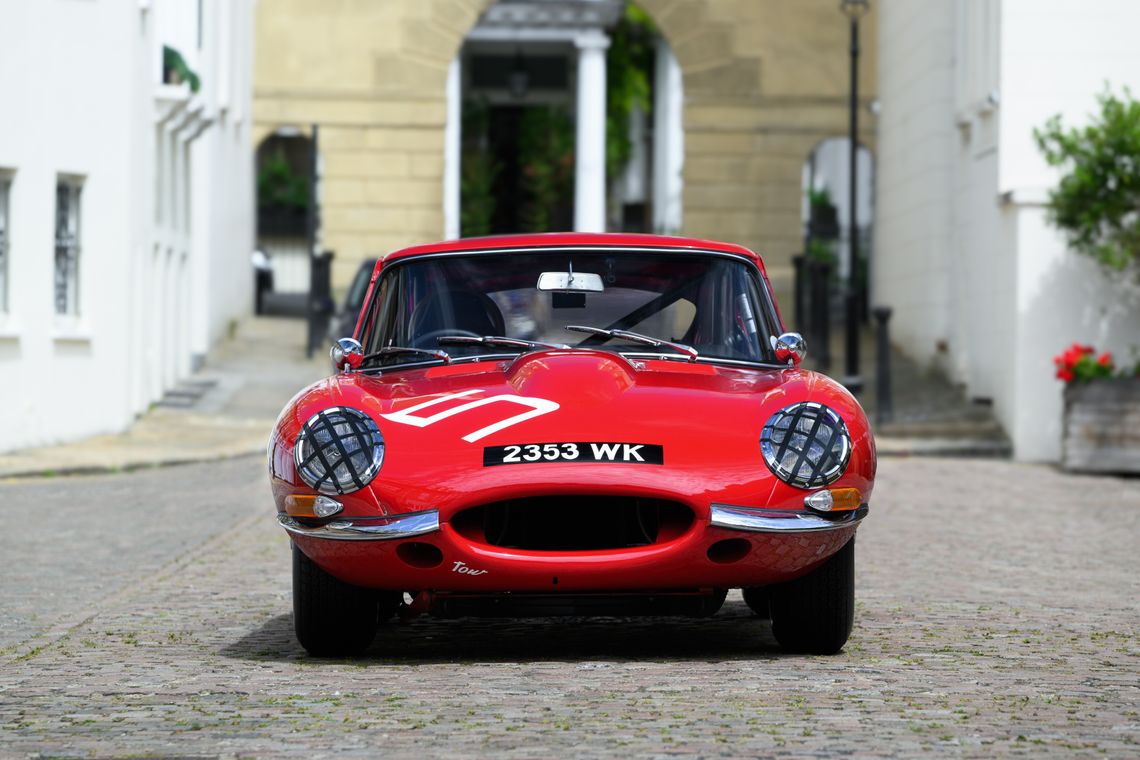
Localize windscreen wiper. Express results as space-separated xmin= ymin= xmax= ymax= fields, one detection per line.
xmin=361 ymin=346 xmax=450 ymax=365
xmin=436 ymin=335 xmax=570 ymax=351
xmin=565 ymin=325 xmax=699 ymax=361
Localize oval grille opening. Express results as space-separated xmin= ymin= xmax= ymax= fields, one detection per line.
xmin=707 ymin=538 xmax=751 ymax=564
xmin=453 ymin=496 xmax=693 ymax=551
xmin=397 ymin=542 xmax=444 ymax=568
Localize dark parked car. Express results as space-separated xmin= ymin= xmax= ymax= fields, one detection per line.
xmin=327 ymin=257 xmax=378 ymax=341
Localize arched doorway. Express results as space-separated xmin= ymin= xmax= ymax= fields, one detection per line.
xmin=801 ymin=138 xmax=874 ymax=285
xmin=255 ymin=130 xmax=313 ymax=302
xmin=444 ymin=1 xmax=684 ymax=238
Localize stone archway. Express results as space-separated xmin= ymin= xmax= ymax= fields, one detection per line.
xmin=802 ymin=137 xmax=874 ymax=282
xmin=253 ymin=0 xmax=876 ymax=290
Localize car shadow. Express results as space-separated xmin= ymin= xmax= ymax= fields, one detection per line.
xmin=219 ymin=600 xmax=784 ymax=664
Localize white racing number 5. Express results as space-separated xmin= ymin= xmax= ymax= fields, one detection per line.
xmin=379 ymin=390 xmax=560 ymax=443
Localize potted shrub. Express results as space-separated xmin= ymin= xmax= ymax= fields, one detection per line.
xmin=1037 ymin=88 xmax=1140 ymax=471
xmin=1054 ymin=344 xmax=1140 ymax=473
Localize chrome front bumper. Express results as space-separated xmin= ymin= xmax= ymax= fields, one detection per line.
xmin=710 ymin=504 xmax=868 ymax=533
xmin=278 ymin=504 xmax=866 ymax=542
xmin=277 ymin=510 xmax=440 ymax=541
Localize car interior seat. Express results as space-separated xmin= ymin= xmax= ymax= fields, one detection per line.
xmin=409 ymin=290 xmax=506 ymax=347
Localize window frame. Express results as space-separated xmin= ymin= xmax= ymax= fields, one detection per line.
xmin=358 ymin=246 xmax=786 ymax=372
xmin=0 ymin=171 xmax=12 ymax=315
xmin=54 ymin=175 xmax=84 ymax=317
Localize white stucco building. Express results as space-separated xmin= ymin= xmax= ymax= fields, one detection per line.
xmin=873 ymin=0 xmax=1140 ymax=461
xmin=0 ymin=0 xmax=255 ymax=453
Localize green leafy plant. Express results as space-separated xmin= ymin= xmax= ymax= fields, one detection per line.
xmin=606 ymin=5 xmax=656 ymax=182
xmin=807 ymin=186 xmax=832 ymax=208
xmin=1034 ymin=87 xmax=1140 ymax=272
xmin=805 ymin=237 xmax=837 ymax=266
xmin=257 ymin=148 xmax=309 ymax=210
xmin=518 ymin=106 xmax=575 ymax=232
xmin=162 ymin=46 xmax=201 ymax=93
xmin=460 ymin=98 xmax=500 ymax=237
xmin=460 ymin=151 xmax=501 ymax=237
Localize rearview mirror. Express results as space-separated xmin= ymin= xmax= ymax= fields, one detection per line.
xmin=537 ymin=270 xmax=605 ymax=293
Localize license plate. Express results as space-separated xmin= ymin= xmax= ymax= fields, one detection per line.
xmin=483 ymin=442 xmax=664 ymax=466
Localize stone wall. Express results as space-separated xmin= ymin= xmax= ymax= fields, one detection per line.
xmin=254 ymin=0 xmax=877 ymax=291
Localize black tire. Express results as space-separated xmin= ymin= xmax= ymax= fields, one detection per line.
xmin=741 ymin=587 xmax=770 ymax=619
xmin=769 ymin=536 xmax=855 ymax=655
xmin=293 ymin=544 xmax=394 ymax=657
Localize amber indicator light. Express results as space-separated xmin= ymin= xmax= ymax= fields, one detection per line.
xmin=828 ymin=488 xmax=862 ymax=511
xmin=285 ymin=494 xmax=318 ymax=518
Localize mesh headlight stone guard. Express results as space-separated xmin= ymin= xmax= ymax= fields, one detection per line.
xmin=294 ymin=407 xmax=385 ymax=495
xmin=760 ymin=402 xmax=851 ymax=489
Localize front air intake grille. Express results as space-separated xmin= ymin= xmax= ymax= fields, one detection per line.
xmin=452 ymin=496 xmax=693 ymax=551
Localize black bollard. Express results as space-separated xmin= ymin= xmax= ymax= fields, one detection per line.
xmin=872 ymin=306 xmax=893 ymax=425
xmin=810 ymin=259 xmax=832 ymax=371
xmin=307 ymin=249 xmax=336 ymax=358
xmin=792 ymin=255 xmax=806 ymax=332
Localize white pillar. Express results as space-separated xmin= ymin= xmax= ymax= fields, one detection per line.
xmin=574 ymin=31 xmax=610 ymax=233
xmin=443 ymin=56 xmax=461 ymax=240
xmin=652 ymin=37 xmax=684 ymax=235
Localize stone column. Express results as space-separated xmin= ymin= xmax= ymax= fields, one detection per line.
xmin=573 ymin=30 xmax=610 ymax=233
xmin=444 ymin=57 xmax=461 ymax=240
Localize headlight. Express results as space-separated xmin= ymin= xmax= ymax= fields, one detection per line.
xmin=294 ymin=407 xmax=385 ymax=495
xmin=760 ymin=402 xmax=851 ymax=489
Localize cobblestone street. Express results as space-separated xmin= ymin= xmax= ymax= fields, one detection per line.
xmin=0 ymin=456 xmax=1137 ymax=758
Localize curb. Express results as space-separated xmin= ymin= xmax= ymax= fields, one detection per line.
xmin=875 ymin=435 xmax=1013 ymax=459
xmin=0 ymin=447 xmax=266 ymax=482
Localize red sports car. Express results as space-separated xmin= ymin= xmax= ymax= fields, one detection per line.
xmin=268 ymin=233 xmax=875 ymax=656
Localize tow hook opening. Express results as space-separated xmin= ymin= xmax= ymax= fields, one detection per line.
xmin=396 ymin=542 xmax=444 ymax=568
xmin=706 ymin=538 xmax=751 ymax=564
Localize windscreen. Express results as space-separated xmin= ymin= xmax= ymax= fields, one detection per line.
xmin=363 ymin=250 xmax=780 ymax=366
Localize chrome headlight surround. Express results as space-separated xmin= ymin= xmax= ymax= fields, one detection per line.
xmin=294 ymin=407 xmax=385 ymax=495
xmin=760 ymin=402 xmax=851 ymax=489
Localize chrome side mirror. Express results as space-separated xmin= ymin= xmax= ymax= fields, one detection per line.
xmin=330 ymin=338 xmax=364 ymax=373
xmin=773 ymin=332 xmax=806 ymax=366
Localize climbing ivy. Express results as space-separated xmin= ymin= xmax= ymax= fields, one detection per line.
xmin=606 ymin=5 xmax=656 ymax=182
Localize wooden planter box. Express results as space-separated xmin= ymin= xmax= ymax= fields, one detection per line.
xmin=1062 ymin=378 xmax=1140 ymax=473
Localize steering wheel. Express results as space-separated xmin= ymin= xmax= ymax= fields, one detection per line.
xmin=412 ymin=328 xmax=482 ymax=349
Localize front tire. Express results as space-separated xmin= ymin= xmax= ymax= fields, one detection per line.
xmin=741 ymin=587 xmax=770 ymax=619
xmin=292 ymin=544 xmax=394 ymax=657
xmin=769 ymin=536 xmax=855 ymax=655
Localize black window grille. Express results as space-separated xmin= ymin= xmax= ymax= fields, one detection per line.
xmin=0 ymin=175 xmax=10 ymax=313
xmin=54 ymin=180 xmax=82 ymax=316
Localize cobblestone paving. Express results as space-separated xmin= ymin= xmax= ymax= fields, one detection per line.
xmin=0 ymin=457 xmax=1137 ymax=757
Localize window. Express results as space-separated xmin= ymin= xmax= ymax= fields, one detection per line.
xmin=362 ymin=251 xmax=780 ymax=367
xmin=54 ymin=178 xmax=82 ymax=316
xmin=0 ymin=173 xmax=10 ymax=313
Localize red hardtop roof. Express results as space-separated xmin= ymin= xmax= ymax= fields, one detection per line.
xmin=381 ymin=232 xmax=764 ymax=268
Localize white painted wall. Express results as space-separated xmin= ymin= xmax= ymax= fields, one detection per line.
xmin=0 ymin=0 xmax=255 ymax=454
xmin=874 ymin=0 xmax=1140 ymax=462
xmin=998 ymin=0 xmax=1140 ymax=461
xmin=871 ymin=0 xmax=957 ymax=372
xmin=0 ymin=0 xmax=143 ymax=450
xmin=193 ymin=0 xmax=256 ymax=362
